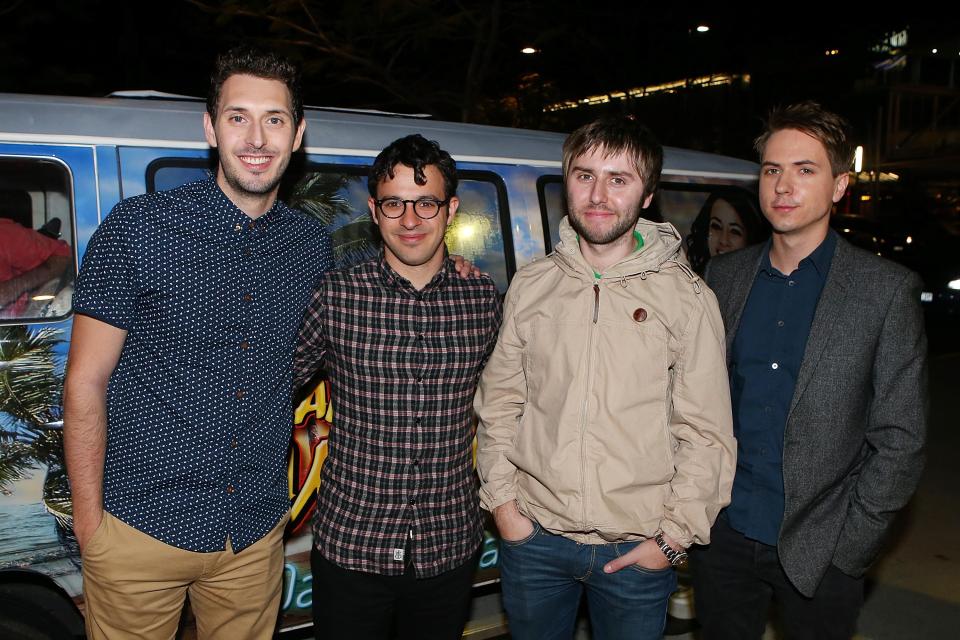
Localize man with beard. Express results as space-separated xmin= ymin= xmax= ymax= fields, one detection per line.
xmin=475 ymin=116 xmax=736 ymax=640
xmin=63 ymin=47 xmax=332 ymax=639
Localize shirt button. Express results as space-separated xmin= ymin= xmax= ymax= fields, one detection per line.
xmin=249 ymin=222 xmax=256 ymax=230
xmin=243 ymin=293 xmax=253 ymax=302
xmin=243 ymin=247 xmax=252 ymax=256
xmin=226 ymin=484 xmax=235 ymax=494
xmin=409 ymin=497 xmax=417 ymax=505
xmin=240 ymin=341 xmax=250 ymax=350
xmin=788 ymin=280 xmax=796 ymax=287
xmin=231 ymin=439 xmax=238 ymax=449
xmin=236 ymin=389 xmax=246 ymax=399
xmin=416 ymin=333 xmax=424 ymax=341
xmin=777 ymin=320 xmax=784 ymax=327
xmin=771 ymin=362 xmax=779 ymax=370
xmin=234 ymin=224 xmax=242 ymax=232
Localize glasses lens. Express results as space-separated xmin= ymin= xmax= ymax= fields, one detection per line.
xmin=380 ymin=198 xmax=405 ymax=218
xmin=415 ymin=200 xmax=440 ymax=218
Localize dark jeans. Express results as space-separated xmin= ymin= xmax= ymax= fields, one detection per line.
xmin=499 ymin=522 xmax=677 ymax=640
xmin=690 ymin=517 xmax=864 ymax=640
xmin=311 ymin=547 xmax=477 ymax=640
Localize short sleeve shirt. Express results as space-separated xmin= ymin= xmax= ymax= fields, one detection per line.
xmin=73 ymin=177 xmax=333 ymax=551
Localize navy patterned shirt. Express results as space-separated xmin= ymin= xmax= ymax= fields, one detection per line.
xmin=73 ymin=178 xmax=333 ymax=552
xmin=293 ymin=256 xmax=502 ymax=577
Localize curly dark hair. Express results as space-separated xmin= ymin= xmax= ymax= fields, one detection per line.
xmin=686 ymin=190 xmax=769 ymax=275
xmin=207 ymin=45 xmax=303 ymax=125
xmin=368 ymin=134 xmax=458 ymax=198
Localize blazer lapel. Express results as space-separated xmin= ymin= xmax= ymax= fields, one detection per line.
xmin=788 ymin=239 xmax=852 ymax=416
xmin=722 ymin=246 xmax=765 ymax=363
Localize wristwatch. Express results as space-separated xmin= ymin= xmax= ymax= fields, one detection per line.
xmin=654 ymin=531 xmax=688 ymax=567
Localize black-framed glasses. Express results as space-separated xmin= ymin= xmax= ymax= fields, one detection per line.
xmin=374 ymin=197 xmax=450 ymax=219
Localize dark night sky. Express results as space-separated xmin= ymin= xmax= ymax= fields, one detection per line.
xmin=0 ymin=1 xmax=956 ymax=159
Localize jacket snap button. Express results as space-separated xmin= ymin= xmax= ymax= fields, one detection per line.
xmin=632 ymin=308 xmax=647 ymax=322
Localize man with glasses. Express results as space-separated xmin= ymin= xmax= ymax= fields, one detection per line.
xmin=293 ymin=134 xmax=502 ymax=639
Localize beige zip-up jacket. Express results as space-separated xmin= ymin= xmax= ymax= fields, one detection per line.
xmin=475 ymin=216 xmax=735 ymax=547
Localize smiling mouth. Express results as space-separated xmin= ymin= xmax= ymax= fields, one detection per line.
xmin=239 ymin=155 xmax=273 ymax=169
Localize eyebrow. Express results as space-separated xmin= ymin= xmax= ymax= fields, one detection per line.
xmin=762 ymin=159 xmax=820 ymax=168
xmin=570 ymin=165 xmax=636 ymax=178
xmin=222 ymin=105 xmax=292 ymax=117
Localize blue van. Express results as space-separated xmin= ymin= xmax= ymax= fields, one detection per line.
xmin=0 ymin=92 xmax=759 ymax=638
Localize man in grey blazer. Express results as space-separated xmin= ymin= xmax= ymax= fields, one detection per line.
xmin=690 ymin=101 xmax=927 ymax=640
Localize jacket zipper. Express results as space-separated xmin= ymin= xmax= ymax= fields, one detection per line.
xmin=592 ymin=283 xmax=600 ymax=323
xmin=578 ymin=281 xmax=601 ymax=528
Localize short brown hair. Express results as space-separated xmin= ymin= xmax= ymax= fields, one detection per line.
xmin=207 ymin=45 xmax=303 ymax=125
xmin=754 ymin=101 xmax=853 ymax=177
xmin=562 ymin=116 xmax=663 ymax=199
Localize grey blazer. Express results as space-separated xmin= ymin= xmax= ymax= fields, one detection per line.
xmin=705 ymin=235 xmax=927 ymax=597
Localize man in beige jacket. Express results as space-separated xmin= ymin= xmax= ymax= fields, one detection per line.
xmin=475 ymin=116 xmax=736 ymax=640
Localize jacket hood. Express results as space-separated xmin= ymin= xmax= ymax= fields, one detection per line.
xmin=552 ymin=215 xmax=692 ymax=283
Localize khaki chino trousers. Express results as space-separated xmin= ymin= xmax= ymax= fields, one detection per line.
xmin=81 ymin=511 xmax=286 ymax=640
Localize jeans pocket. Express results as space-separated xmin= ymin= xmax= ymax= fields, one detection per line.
xmin=501 ymin=521 xmax=541 ymax=548
xmin=629 ymin=562 xmax=674 ymax=575
xmin=611 ymin=540 xmax=674 ymax=575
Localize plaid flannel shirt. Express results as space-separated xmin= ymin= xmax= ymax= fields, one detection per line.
xmin=293 ymin=254 xmax=502 ymax=577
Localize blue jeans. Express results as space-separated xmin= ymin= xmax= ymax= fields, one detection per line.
xmin=499 ymin=522 xmax=677 ymax=640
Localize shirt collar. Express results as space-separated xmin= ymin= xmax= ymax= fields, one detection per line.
xmin=201 ymin=175 xmax=291 ymax=227
xmin=376 ymin=250 xmax=451 ymax=293
xmin=759 ymin=229 xmax=837 ymax=279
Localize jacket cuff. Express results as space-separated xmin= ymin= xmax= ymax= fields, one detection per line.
xmin=479 ymin=486 xmax=516 ymax=513
xmin=659 ymin=519 xmax=692 ymax=549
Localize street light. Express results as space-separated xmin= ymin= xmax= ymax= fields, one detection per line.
xmin=521 ymin=47 xmax=537 ymax=55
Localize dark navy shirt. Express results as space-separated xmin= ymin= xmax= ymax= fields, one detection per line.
xmin=726 ymin=231 xmax=836 ymax=545
xmin=73 ymin=178 xmax=333 ymax=552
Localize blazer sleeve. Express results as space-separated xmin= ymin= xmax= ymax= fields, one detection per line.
xmin=832 ymin=269 xmax=928 ymax=576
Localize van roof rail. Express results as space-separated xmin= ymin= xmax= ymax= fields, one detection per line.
xmin=106 ymin=90 xmax=431 ymax=119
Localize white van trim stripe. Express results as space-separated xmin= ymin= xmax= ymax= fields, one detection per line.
xmin=1 ymin=133 xmax=755 ymax=179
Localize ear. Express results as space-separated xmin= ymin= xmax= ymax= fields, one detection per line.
xmin=292 ymin=118 xmax=306 ymax=153
xmin=368 ymin=196 xmax=380 ymax=227
xmin=640 ymin=192 xmax=654 ymax=210
xmin=832 ymin=172 xmax=850 ymax=204
xmin=203 ymin=112 xmax=218 ymax=148
xmin=445 ymin=196 xmax=460 ymax=225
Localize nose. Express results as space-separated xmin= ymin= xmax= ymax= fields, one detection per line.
xmin=399 ymin=202 xmax=421 ymax=229
xmin=774 ymin=172 xmax=792 ymax=194
xmin=718 ymin=229 xmax=732 ymax=249
xmin=247 ymin=120 xmax=265 ymax=148
xmin=589 ymin=179 xmax=607 ymax=204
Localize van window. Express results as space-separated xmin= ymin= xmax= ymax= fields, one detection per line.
xmin=147 ymin=161 xmax=513 ymax=291
xmin=0 ymin=158 xmax=75 ymax=323
xmin=537 ymin=178 xmax=764 ymax=275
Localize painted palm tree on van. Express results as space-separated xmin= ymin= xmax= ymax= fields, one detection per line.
xmin=288 ymin=171 xmax=381 ymax=267
xmin=0 ymin=325 xmax=64 ymax=495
